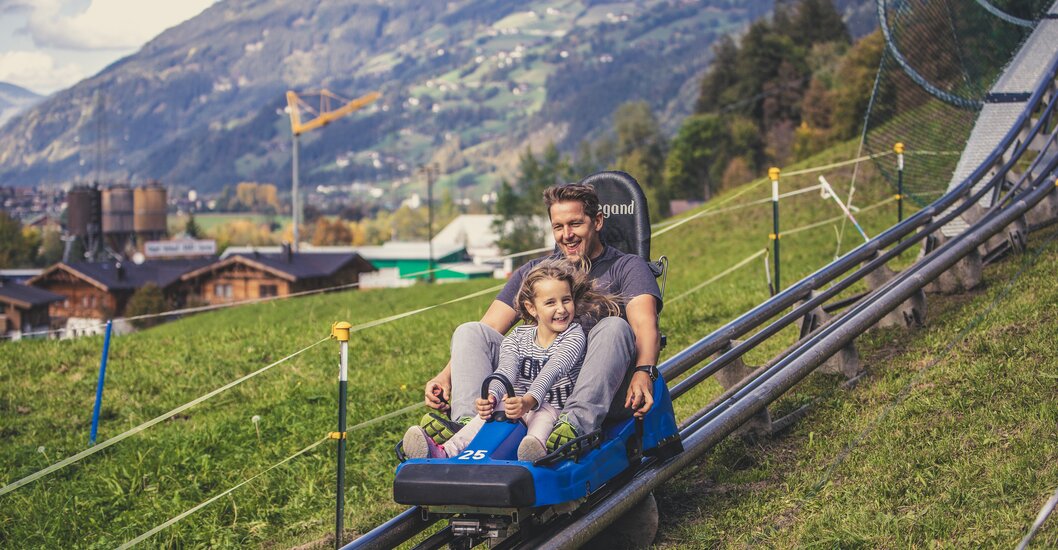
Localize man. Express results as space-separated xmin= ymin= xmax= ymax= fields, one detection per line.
xmin=422 ymin=182 xmax=662 ymax=451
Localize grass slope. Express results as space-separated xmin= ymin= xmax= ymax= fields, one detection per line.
xmin=4 ymin=139 xmax=1047 ymax=547
xmin=655 ymin=227 xmax=1058 ymax=548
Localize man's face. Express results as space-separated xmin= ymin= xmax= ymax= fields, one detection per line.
xmin=550 ymin=200 xmax=604 ymax=263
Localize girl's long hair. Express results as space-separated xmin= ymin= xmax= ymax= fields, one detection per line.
xmin=515 ymin=258 xmax=621 ymax=325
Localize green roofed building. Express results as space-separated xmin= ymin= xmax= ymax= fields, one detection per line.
xmin=220 ymin=242 xmax=496 ymax=286
xmin=356 ymin=242 xmax=484 ymax=281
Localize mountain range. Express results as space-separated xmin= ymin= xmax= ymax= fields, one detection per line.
xmin=0 ymin=82 xmax=42 ymax=129
xmin=0 ymin=0 xmax=875 ymax=197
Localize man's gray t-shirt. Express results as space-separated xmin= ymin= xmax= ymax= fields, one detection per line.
xmin=495 ymin=245 xmax=662 ymax=333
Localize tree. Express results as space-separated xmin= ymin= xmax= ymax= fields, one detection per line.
xmin=696 ymin=36 xmax=740 ymax=113
xmin=721 ymin=156 xmax=754 ymax=192
xmin=733 ymin=19 xmax=808 ymax=126
xmin=665 ymin=113 xmax=763 ymax=203
xmin=311 ymin=217 xmax=355 ymax=245
xmin=613 ymin=102 xmax=667 ymax=218
xmin=788 ymin=0 xmax=849 ymax=48
xmin=0 ymin=212 xmax=35 ymax=268
xmin=184 ymin=213 xmax=203 ymax=238
xmin=492 ymin=180 xmax=545 ymax=265
xmin=665 ymin=114 xmax=730 ymax=201
xmin=761 ymin=59 xmax=808 ymax=130
xmin=831 ymin=30 xmax=886 ymax=140
xmin=37 ymin=227 xmax=64 ymax=266
xmin=391 ymin=206 xmax=429 ymax=241
xmin=572 ymin=140 xmax=598 ymax=179
xmin=126 ymin=283 xmax=167 ymax=329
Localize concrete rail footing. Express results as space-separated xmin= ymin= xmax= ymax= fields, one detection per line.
xmin=796 ymin=291 xmax=862 ymax=379
xmin=921 ymin=233 xmax=984 ymax=293
xmin=714 ymin=340 xmax=772 ymax=438
xmin=584 ymin=491 xmax=658 ymax=549
xmin=1026 ymin=184 xmax=1058 ymax=230
xmin=864 ymin=260 xmax=927 ymax=328
xmin=957 ymin=202 xmax=1029 ymax=262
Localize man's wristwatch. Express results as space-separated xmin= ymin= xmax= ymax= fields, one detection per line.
xmin=634 ymin=364 xmax=659 ymax=382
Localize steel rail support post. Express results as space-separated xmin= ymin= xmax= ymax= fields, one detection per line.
xmin=770 ymin=167 xmax=781 ymax=294
xmin=89 ymin=319 xmax=113 ymax=446
xmin=895 ymin=142 xmax=905 ymax=222
xmin=331 ymin=321 xmax=352 ymax=549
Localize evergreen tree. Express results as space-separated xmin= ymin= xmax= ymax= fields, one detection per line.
xmin=789 ymin=0 xmax=849 ymax=47
xmin=734 ymin=20 xmax=807 ymax=126
xmin=572 ymin=140 xmax=598 ymax=178
xmin=184 ymin=213 xmax=203 ymax=239
xmin=492 ymin=180 xmax=545 ymax=265
xmin=695 ymin=36 xmax=740 ymax=114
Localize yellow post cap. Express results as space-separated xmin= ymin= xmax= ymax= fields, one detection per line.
xmin=331 ymin=321 xmax=352 ymax=341
xmin=769 ymin=167 xmax=781 ymax=181
xmin=894 ymin=142 xmax=905 ymax=154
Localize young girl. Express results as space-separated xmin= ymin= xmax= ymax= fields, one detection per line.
xmin=403 ymin=258 xmax=619 ymax=462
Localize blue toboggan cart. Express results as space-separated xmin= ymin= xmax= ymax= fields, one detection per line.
xmin=392 ymin=172 xmax=683 ymax=544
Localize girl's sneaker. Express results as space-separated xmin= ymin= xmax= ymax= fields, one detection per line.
xmin=546 ymin=414 xmax=580 ymax=453
xmin=402 ymin=426 xmax=448 ymax=459
xmin=517 ymin=435 xmax=547 ymax=462
xmin=418 ymin=412 xmax=469 ymax=445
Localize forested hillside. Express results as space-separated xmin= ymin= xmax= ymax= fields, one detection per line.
xmin=493 ymin=0 xmax=881 ymax=251
xmin=0 ymin=0 xmax=779 ymax=193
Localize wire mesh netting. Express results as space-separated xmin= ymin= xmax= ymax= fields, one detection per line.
xmin=861 ymin=0 xmax=1051 ymax=206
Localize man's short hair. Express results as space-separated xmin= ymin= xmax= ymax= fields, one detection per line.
xmin=543 ymin=183 xmax=601 ymax=219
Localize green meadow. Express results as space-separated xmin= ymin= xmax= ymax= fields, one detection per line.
xmin=2 ymin=140 xmax=1054 ymax=547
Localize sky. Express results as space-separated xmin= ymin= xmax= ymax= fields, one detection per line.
xmin=0 ymin=0 xmax=215 ymax=96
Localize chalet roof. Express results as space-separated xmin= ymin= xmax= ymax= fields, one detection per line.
xmin=182 ymin=251 xmax=375 ymax=283
xmin=221 ymin=245 xmax=375 ymax=259
xmin=0 ymin=281 xmax=64 ymax=308
xmin=29 ymin=259 xmax=215 ymax=291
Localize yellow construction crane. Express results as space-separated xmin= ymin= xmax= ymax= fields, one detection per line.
xmin=285 ymin=89 xmax=380 ymax=136
xmin=285 ymin=89 xmax=381 ymax=250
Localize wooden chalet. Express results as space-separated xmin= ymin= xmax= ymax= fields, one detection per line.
xmin=0 ymin=281 xmax=63 ymax=339
xmin=180 ymin=247 xmax=376 ymax=305
xmin=28 ymin=259 xmax=213 ymax=322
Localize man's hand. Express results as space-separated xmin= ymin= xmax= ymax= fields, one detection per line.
xmin=476 ymin=395 xmax=496 ymax=419
xmin=624 ymin=371 xmax=654 ymax=418
xmin=424 ymin=373 xmax=451 ymax=411
xmin=503 ymin=395 xmax=536 ymax=420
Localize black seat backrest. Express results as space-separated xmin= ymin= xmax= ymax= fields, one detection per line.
xmin=577 ymin=171 xmax=651 ymax=262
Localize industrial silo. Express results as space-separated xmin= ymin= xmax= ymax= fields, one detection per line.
xmin=102 ymin=185 xmax=135 ymax=250
xmin=66 ymin=185 xmax=102 ymax=260
xmin=66 ymin=185 xmax=101 ymax=238
xmin=134 ymin=183 xmax=168 ymax=241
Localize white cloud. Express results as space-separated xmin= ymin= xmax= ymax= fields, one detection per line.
xmin=21 ymin=0 xmax=215 ymax=51
xmin=0 ymin=50 xmax=83 ymax=93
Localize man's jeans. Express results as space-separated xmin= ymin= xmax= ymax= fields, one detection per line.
xmin=449 ymin=316 xmax=637 ymax=434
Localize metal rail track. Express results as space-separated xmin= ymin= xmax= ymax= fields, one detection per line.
xmin=342 ymin=42 xmax=1058 ymax=550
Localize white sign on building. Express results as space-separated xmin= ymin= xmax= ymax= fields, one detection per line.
xmin=144 ymin=239 xmax=217 ymax=258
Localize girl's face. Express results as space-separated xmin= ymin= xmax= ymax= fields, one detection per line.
xmin=524 ymin=278 xmax=575 ymax=336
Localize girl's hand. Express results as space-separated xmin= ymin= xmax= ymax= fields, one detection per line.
xmin=476 ymin=396 xmax=495 ymax=419
xmin=504 ymin=395 xmax=536 ymax=420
